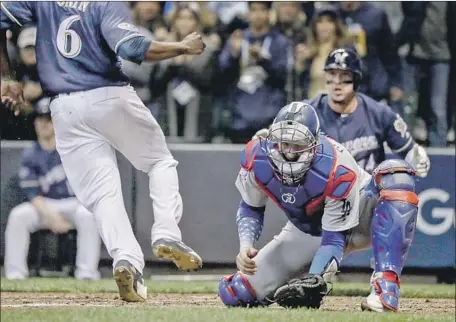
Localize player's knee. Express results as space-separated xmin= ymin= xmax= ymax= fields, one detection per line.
xmin=218 ymin=273 xmax=260 ymax=307
xmin=372 ymin=160 xmax=419 ymax=226
xmin=7 ymin=203 xmax=33 ymax=226
xmin=373 ymin=159 xmax=418 ymax=199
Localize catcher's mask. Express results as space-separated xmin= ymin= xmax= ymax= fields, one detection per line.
xmin=265 ymin=102 xmax=321 ymax=185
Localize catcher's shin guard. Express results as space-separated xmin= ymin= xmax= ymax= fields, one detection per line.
xmin=369 ymin=160 xmax=419 ymax=311
xmin=218 ymin=272 xmax=264 ymax=307
xmin=371 ymin=160 xmax=419 ymax=276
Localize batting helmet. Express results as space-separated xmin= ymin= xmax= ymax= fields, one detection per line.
xmin=324 ymin=48 xmax=363 ymax=90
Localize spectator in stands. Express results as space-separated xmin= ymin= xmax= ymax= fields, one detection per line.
xmin=164 ymin=2 xmax=219 ymax=39
xmin=395 ymin=2 xmax=452 ymax=147
xmin=272 ymin=2 xmax=308 ymax=102
xmin=337 ymin=1 xmax=404 ymax=113
xmin=130 ymin=1 xmax=166 ymax=32
xmin=149 ymin=3 xmax=218 ymax=142
xmin=0 ymin=26 xmax=38 ymax=140
xmin=218 ymin=1 xmax=290 ymax=143
xmin=295 ymin=6 xmax=352 ymax=100
xmin=4 ymin=98 xmax=101 ymax=280
xmin=273 ymin=2 xmax=308 ymax=44
xmin=207 ymin=1 xmax=249 ymax=44
xmin=15 ymin=26 xmax=43 ymax=106
xmin=163 ymin=2 xmax=222 ymax=50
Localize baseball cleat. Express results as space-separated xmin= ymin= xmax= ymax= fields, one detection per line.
xmin=152 ymin=239 xmax=202 ymax=271
xmin=361 ymin=293 xmax=387 ymax=312
xmin=113 ymin=260 xmax=147 ymax=302
xmin=361 ymin=271 xmax=400 ymax=312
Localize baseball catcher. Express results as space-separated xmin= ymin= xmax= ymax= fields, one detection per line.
xmin=217 ymin=101 xmax=420 ymax=312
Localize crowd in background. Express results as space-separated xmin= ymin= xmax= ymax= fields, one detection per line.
xmin=1 ymin=1 xmax=455 ymax=147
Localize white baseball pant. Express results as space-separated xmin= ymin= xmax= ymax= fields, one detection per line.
xmin=49 ymin=86 xmax=183 ymax=273
xmin=4 ymin=197 xmax=101 ymax=279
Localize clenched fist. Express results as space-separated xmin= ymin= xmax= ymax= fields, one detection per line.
xmin=236 ymin=247 xmax=258 ymax=275
xmin=181 ymin=32 xmax=206 ymax=55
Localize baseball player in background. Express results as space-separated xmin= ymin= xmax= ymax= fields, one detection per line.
xmin=218 ymin=101 xmax=421 ymax=313
xmin=253 ymin=48 xmax=430 ymax=178
xmin=1 ymin=1 xmax=205 ymax=302
xmin=4 ymin=97 xmax=101 ymax=280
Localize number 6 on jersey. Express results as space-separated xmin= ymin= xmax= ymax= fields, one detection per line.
xmin=57 ymin=15 xmax=81 ymax=58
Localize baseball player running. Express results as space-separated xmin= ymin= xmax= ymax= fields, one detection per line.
xmin=5 ymin=97 xmax=101 ymax=280
xmin=218 ymin=101 xmax=420 ymax=313
xmin=1 ymin=1 xmax=205 ymax=302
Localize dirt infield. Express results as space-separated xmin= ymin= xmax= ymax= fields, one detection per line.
xmin=1 ymin=292 xmax=454 ymax=314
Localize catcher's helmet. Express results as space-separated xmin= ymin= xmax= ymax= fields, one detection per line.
xmin=324 ymin=48 xmax=362 ymax=90
xmin=265 ymin=102 xmax=321 ymax=185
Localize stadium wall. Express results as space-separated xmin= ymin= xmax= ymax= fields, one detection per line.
xmin=1 ymin=141 xmax=454 ymax=269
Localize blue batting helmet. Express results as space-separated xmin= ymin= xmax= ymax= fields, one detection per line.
xmin=265 ymin=102 xmax=321 ymax=185
xmin=324 ymin=48 xmax=363 ymax=90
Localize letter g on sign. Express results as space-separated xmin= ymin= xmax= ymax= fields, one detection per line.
xmin=417 ymin=189 xmax=455 ymax=236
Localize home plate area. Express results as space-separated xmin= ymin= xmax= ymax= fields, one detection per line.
xmin=2 ymin=292 xmax=454 ymax=314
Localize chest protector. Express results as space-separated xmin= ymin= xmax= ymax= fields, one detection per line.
xmin=241 ymin=136 xmax=355 ymax=236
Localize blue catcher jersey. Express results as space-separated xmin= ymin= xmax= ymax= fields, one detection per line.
xmin=0 ymin=1 xmax=145 ymax=95
xmin=18 ymin=142 xmax=74 ymax=201
xmin=306 ymin=93 xmax=414 ymax=173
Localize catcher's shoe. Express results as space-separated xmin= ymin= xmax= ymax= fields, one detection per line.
xmin=113 ymin=260 xmax=147 ymax=302
xmin=361 ymin=271 xmax=400 ymax=312
xmin=152 ymin=239 xmax=202 ymax=271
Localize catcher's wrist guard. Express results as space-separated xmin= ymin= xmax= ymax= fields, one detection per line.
xmin=273 ymin=274 xmax=332 ymax=309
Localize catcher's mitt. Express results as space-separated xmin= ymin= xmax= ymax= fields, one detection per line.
xmin=273 ymin=274 xmax=331 ymax=309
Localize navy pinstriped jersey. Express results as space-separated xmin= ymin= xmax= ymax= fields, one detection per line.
xmin=18 ymin=142 xmax=74 ymax=201
xmin=306 ymin=93 xmax=414 ymax=173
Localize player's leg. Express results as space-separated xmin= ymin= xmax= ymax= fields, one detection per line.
xmin=4 ymin=202 xmax=44 ymax=279
xmin=218 ymin=221 xmax=321 ymax=306
xmin=50 ymin=96 xmax=146 ymax=301
xmin=84 ymin=86 xmax=201 ymax=271
xmin=346 ymin=160 xmax=419 ymax=312
xmin=57 ymin=199 xmax=101 ymax=280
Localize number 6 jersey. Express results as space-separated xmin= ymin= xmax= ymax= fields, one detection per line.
xmin=1 ymin=1 xmax=147 ymax=96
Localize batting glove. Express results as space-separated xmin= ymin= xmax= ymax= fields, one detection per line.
xmin=252 ymin=128 xmax=269 ymax=140
xmin=405 ymin=144 xmax=430 ymax=178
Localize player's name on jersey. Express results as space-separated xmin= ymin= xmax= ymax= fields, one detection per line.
xmin=57 ymin=1 xmax=90 ymax=13
xmin=342 ymin=135 xmax=379 ymax=155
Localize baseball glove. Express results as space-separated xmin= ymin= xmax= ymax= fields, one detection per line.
xmin=273 ymin=274 xmax=331 ymax=309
